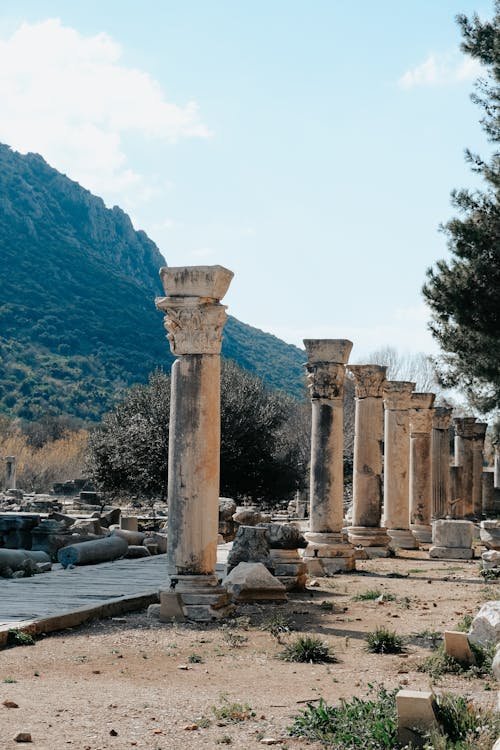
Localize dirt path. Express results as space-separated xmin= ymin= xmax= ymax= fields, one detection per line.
xmin=0 ymin=554 xmax=497 ymax=749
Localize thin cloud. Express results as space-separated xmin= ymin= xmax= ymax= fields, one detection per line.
xmin=399 ymin=51 xmax=482 ymax=89
xmin=0 ymin=18 xmax=211 ymax=206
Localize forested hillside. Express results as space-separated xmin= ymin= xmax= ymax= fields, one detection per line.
xmin=0 ymin=145 xmax=305 ymax=421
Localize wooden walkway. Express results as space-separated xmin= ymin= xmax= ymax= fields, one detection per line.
xmin=0 ymin=555 xmax=169 ymax=644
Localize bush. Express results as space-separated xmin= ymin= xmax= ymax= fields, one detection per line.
xmin=429 ymin=692 xmax=500 ymax=749
xmin=288 ymin=684 xmax=398 ymax=749
xmin=280 ymin=635 xmax=336 ymax=663
xmin=365 ymin=628 xmax=403 ymax=654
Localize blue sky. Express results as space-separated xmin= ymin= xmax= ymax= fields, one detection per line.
xmin=0 ymin=1 xmax=492 ymax=359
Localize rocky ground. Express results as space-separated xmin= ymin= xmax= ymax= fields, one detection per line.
xmin=0 ymin=552 xmax=498 ymax=750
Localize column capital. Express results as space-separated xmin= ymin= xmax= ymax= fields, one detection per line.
xmin=348 ymin=364 xmax=387 ymax=398
xmin=472 ymin=421 xmax=488 ymax=446
xmin=306 ymin=361 xmax=346 ymax=400
xmin=303 ymin=339 xmax=353 ymax=365
xmin=155 ymin=265 xmax=233 ymax=355
xmin=383 ymin=381 xmax=415 ymax=411
xmin=433 ymin=406 xmax=453 ymax=430
xmin=410 ymin=407 xmax=435 ymax=434
xmin=453 ymin=416 xmax=477 ymax=438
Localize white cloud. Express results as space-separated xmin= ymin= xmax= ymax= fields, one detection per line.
xmin=0 ymin=18 xmax=211 ymax=206
xmin=399 ymin=51 xmax=482 ymax=89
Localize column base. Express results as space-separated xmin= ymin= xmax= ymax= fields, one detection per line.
xmin=410 ymin=524 xmax=432 ymax=544
xmin=159 ymin=574 xmax=235 ymax=622
xmin=347 ymin=525 xmax=391 ymax=548
xmin=387 ymin=528 xmax=419 ymax=550
xmin=429 ymin=546 xmax=474 ymax=560
xmin=269 ymin=549 xmax=307 ymax=591
xmin=302 ymin=531 xmax=356 ymax=575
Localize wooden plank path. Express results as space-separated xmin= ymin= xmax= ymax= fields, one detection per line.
xmin=0 ymin=555 xmax=169 ymax=644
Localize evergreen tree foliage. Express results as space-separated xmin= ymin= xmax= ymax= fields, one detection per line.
xmin=422 ymin=3 xmax=500 ymax=414
xmin=87 ymin=363 xmax=306 ymax=503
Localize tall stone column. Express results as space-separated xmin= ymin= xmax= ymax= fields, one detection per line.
xmin=5 ymin=456 xmax=16 ymax=490
xmin=494 ymin=445 xmax=500 ymax=489
xmin=454 ymin=417 xmax=476 ymax=519
xmin=409 ymin=393 xmax=435 ymax=544
xmin=472 ymin=422 xmax=487 ymax=519
xmin=382 ymin=381 xmax=417 ymax=550
xmin=302 ymin=339 xmax=356 ymax=574
xmin=431 ymin=407 xmax=452 ymax=519
xmin=347 ymin=365 xmax=390 ymax=555
xmin=155 ymin=265 xmax=234 ymax=621
xmin=482 ymin=470 xmax=496 ymax=517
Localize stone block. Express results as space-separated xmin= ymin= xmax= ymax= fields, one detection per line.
xmin=480 ymin=521 xmax=500 ymax=550
xmin=432 ymin=519 xmax=473 ymax=548
xmin=223 ymin=562 xmax=286 ymax=602
xmin=120 ymin=516 xmax=138 ymax=532
xmin=444 ymin=631 xmax=475 ymax=666
xmin=396 ymin=689 xmax=438 ymax=749
xmin=429 ymin=546 xmax=474 ymax=560
xmin=482 ymin=550 xmax=500 ymax=569
xmin=469 ymin=601 xmax=500 ymax=648
xmin=492 ymin=645 xmax=500 ymax=682
xmin=159 ymin=591 xmax=185 ymax=622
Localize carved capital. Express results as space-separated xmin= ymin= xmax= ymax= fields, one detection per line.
xmin=410 ymin=408 xmax=434 ymax=435
xmin=155 ymin=297 xmax=228 ymax=355
xmin=383 ymin=381 xmax=415 ymax=411
xmin=453 ymin=417 xmax=477 ymax=439
xmin=472 ymin=421 xmax=487 ymax=447
xmin=348 ymin=365 xmax=387 ymax=398
xmin=303 ymin=339 xmax=353 ymax=365
xmin=433 ymin=406 xmax=453 ymax=431
xmin=306 ymin=362 xmax=346 ymax=400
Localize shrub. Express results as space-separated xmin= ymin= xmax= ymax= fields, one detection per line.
xmin=365 ymin=628 xmax=403 ymax=654
xmin=430 ymin=692 xmax=500 ymax=748
xmin=7 ymin=629 xmax=35 ymax=647
xmin=288 ymin=684 xmax=398 ymax=749
xmin=280 ymin=635 xmax=336 ymax=663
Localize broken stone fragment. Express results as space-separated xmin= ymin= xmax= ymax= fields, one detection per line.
xmin=222 ymin=561 xmax=287 ymax=602
xmin=443 ymin=631 xmax=475 ymax=666
xmin=468 ymin=601 xmax=500 ymax=648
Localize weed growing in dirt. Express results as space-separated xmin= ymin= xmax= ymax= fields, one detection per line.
xmin=480 ymin=567 xmax=500 ymax=581
xmin=215 ymin=736 xmax=232 ymax=745
xmin=221 ymin=626 xmax=248 ymax=648
xmin=455 ymin=614 xmax=473 ymax=632
xmin=365 ymin=628 xmax=403 ymax=654
xmin=414 ymin=629 xmax=442 ymax=649
xmin=7 ymin=629 xmax=34 ymax=647
xmin=211 ymin=694 xmax=255 ymax=723
xmin=418 ymin=642 xmax=494 ymax=680
xmin=427 ymin=692 xmax=500 ymax=749
xmin=319 ymin=600 xmax=334 ymax=611
xmin=3 ymin=677 xmax=17 ymax=683
xmin=188 ymin=653 xmax=203 ymax=664
xmin=353 ymin=589 xmax=383 ymax=601
xmin=280 ymin=635 xmax=336 ymax=663
xmin=288 ymin=684 xmax=398 ymax=748
xmin=407 ymin=568 xmax=425 ymax=574
xmin=260 ymin=613 xmax=293 ymax=640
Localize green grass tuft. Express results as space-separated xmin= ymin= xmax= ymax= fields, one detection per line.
xmin=365 ymin=628 xmax=403 ymax=654
xmin=280 ymin=635 xmax=336 ymax=663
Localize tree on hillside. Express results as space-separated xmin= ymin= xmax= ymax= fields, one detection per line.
xmin=422 ymin=2 xmax=500 ymax=414
xmin=87 ymin=363 xmax=306 ymax=503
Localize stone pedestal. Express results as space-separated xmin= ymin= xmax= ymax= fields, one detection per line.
xmin=5 ymin=456 xmax=16 ymax=490
xmin=431 ymin=407 xmax=452 ymax=519
xmin=347 ymin=365 xmax=390 ymax=553
xmin=302 ymin=339 xmax=356 ymax=574
xmin=429 ymin=519 xmax=474 ymax=559
xmin=454 ymin=417 xmax=476 ymax=519
xmin=409 ymin=393 xmax=435 ymax=544
xmin=270 ymin=548 xmax=307 ymax=591
xmin=382 ymin=381 xmax=417 ymax=550
xmin=155 ymin=265 xmax=234 ymax=621
xmin=472 ymin=422 xmax=487 ymax=519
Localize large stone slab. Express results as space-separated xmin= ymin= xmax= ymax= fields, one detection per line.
xmin=432 ymin=519 xmax=473 ymax=548
xmin=468 ymin=601 xmax=500 ymax=648
xmin=396 ymin=689 xmax=438 ymax=749
xmin=222 ymin=562 xmax=286 ymax=602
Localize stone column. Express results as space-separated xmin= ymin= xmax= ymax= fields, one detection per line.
xmin=409 ymin=393 xmax=435 ymax=544
xmin=454 ymin=417 xmax=476 ymax=519
xmin=449 ymin=466 xmax=463 ymax=519
xmin=472 ymin=422 xmax=487 ymax=519
xmin=302 ymin=339 xmax=356 ymax=574
xmin=431 ymin=407 xmax=452 ymax=519
xmin=382 ymin=381 xmax=417 ymax=550
xmin=482 ymin=470 xmax=496 ymax=517
xmin=494 ymin=445 xmax=500 ymax=489
xmin=5 ymin=456 xmax=16 ymax=490
xmin=155 ymin=265 xmax=234 ymax=621
xmin=347 ymin=364 xmax=390 ymax=555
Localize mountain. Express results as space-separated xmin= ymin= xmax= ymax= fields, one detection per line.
xmin=0 ymin=144 xmax=305 ymax=421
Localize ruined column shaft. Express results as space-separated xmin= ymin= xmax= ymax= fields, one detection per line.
xmin=5 ymin=457 xmax=16 ymax=490
xmin=431 ymin=408 xmax=452 ymax=519
xmin=382 ymin=381 xmax=417 ymax=550
xmin=309 ymin=397 xmax=344 ymax=533
xmin=167 ymin=354 xmax=220 ymax=575
xmin=409 ymin=394 xmax=435 ymax=544
xmin=454 ymin=417 xmax=476 ymax=519
xmin=495 ymin=447 xmax=500 ymax=489
xmin=471 ymin=423 xmax=487 ymax=519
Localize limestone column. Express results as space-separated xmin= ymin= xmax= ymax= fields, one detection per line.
xmin=409 ymin=393 xmax=435 ymax=544
xmin=454 ymin=417 xmax=476 ymax=519
xmin=155 ymin=265 xmax=234 ymax=621
xmin=5 ymin=456 xmax=16 ymax=490
xmin=494 ymin=445 xmax=500 ymax=489
xmin=482 ymin=470 xmax=496 ymax=517
xmin=431 ymin=407 xmax=452 ymax=519
xmin=382 ymin=381 xmax=417 ymax=550
xmin=302 ymin=339 xmax=356 ymax=574
xmin=471 ymin=422 xmax=487 ymax=519
xmin=347 ymin=364 xmax=390 ymax=554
